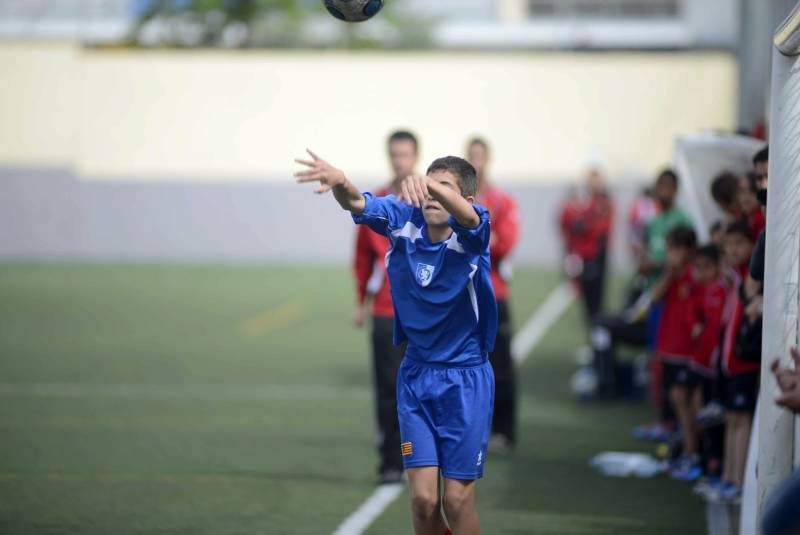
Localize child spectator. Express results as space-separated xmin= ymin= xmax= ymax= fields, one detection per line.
xmin=688 ymin=244 xmax=727 ymax=481
xmin=738 ymin=172 xmax=766 ymax=241
xmin=710 ymin=171 xmax=741 ymax=221
xmin=650 ymin=225 xmax=699 ymax=479
xmin=713 ymin=221 xmax=757 ymax=503
xmin=709 ymin=221 xmax=724 ymax=247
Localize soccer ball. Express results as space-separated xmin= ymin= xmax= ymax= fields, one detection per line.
xmin=323 ymin=0 xmax=384 ymax=22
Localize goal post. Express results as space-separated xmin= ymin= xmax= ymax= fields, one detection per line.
xmin=756 ymin=0 xmax=800 ymax=526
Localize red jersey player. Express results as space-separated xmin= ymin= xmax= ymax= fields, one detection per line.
xmin=353 ymin=130 xmax=420 ymax=484
xmin=467 ymin=137 xmax=520 ymax=452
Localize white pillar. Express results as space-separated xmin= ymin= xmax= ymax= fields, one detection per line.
xmin=756 ymin=42 xmax=800 ymax=524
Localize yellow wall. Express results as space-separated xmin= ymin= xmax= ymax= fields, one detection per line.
xmin=1 ymin=42 xmax=736 ymax=183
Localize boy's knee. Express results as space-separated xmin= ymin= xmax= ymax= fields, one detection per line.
xmin=443 ymin=489 xmax=473 ymax=520
xmin=410 ymin=491 xmax=439 ymax=520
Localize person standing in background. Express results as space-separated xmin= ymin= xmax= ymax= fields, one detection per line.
xmin=558 ymin=167 xmax=614 ymax=328
xmin=627 ymin=186 xmax=660 ymax=266
xmin=467 ymin=137 xmax=520 ymax=453
xmin=353 ymin=130 xmax=419 ymax=484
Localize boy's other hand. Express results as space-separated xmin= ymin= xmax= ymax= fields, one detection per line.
xmin=397 ymin=175 xmax=430 ymax=208
xmin=744 ymin=295 xmax=763 ymax=323
xmin=295 ymin=149 xmax=346 ymax=194
xmin=771 ymin=347 xmax=800 ymax=394
xmin=776 ymin=380 xmax=800 ymax=413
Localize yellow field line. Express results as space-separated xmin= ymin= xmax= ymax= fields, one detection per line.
xmin=238 ymin=299 xmax=311 ymax=338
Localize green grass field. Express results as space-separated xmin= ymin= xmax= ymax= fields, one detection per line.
xmin=0 ymin=264 xmax=704 ymax=534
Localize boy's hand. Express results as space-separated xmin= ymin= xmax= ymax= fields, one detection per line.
xmin=295 ymin=149 xmax=346 ymax=194
xmin=776 ymin=380 xmax=800 ymax=413
xmin=745 ymin=295 xmax=763 ymax=323
xmin=771 ymin=347 xmax=800 ymax=393
xmin=397 ymin=175 xmax=430 ymax=208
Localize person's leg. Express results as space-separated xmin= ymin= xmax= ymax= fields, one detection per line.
xmin=668 ymin=365 xmax=696 ymax=458
xmin=591 ymin=314 xmax=648 ymax=398
xmin=670 ymin=384 xmax=696 ymax=456
xmin=722 ymin=414 xmax=735 ymax=483
xmin=580 ymin=259 xmax=602 ymax=326
xmin=372 ymin=315 xmax=404 ymax=477
xmin=725 ymin=374 xmax=757 ymax=488
xmin=488 ymin=299 xmax=516 ymax=445
xmin=443 ymin=478 xmax=480 ymax=534
xmin=730 ymin=411 xmax=752 ymax=488
xmin=407 ymin=467 xmax=447 ymax=535
xmin=690 ymin=380 xmax=705 ymax=415
xmin=437 ymin=361 xmax=493 ymax=533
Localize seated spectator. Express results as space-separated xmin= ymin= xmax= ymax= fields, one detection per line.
xmin=583 ymin=170 xmax=688 ymax=403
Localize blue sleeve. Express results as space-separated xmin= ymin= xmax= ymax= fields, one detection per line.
xmin=351 ymin=192 xmax=411 ymax=237
xmin=448 ymin=203 xmax=491 ymax=255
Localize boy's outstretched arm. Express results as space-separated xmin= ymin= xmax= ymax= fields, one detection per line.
xmin=295 ymin=149 xmax=365 ymax=215
xmin=399 ymin=175 xmax=480 ymax=228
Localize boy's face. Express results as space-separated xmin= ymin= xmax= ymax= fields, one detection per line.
xmin=710 ymin=228 xmax=723 ymax=246
xmin=724 ymin=232 xmax=754 ymax=267
xmin=423 ymin=170 xmax=473 ymax=226
xmin=738 ymin=177 xmax=759 ymax=214
xmin=467 ymin=143 xmax=488 ymax=179
xmin=655 ymin=177 xmax=676 ymax=207
xmin=666 ymin=243 xmax=691 ymax=269
xmin=693 ymin=256 xmax=719 ymax=284
xmin=388 ymin=139 xmax=418 ymax=180
xmin=755 ymin=160 xmax=768 ymax=188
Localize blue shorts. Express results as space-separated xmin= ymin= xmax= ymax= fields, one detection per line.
xmin=397 ymin=357 xmax=495 ymax=480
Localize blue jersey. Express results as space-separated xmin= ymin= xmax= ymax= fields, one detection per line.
xmin=352 ymin=193 xmax=498 ymax=366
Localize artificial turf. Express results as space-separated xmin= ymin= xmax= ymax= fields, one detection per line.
xmin=0 ymin=264 xmax=704 ymax=534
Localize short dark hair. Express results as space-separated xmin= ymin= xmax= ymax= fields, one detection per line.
xmin=725 ymin=220 xmax=753 ymax=241
xmin=710 ymin=171 xmax=740 ymax=206
xmin=753 ymin=145 xmax=768 ymax=166
xmin=387 ymin=130 xmax=418 ymax=152
xmin=744 ymin=171 xmax=760 ymax=194
xmin=695 ymin=244 xmax=721 ymax=264
xmin=426 ymin=156 xmax=478 ymax=197
xmin=467 ymin=136 xmax=489 ymax=152
xmin=657 ymin=168 xmax=679 ymax=188
xmin=666 ymin=224 xmax=697 ymax=249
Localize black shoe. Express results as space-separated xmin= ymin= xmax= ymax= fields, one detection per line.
xmin=487 ymin=433 xmax=513 ymax=454
xmin=377 ymin=469 xmax=404 ymax=485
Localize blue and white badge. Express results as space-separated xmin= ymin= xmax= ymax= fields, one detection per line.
xmin=415 ymin=263 xmax=435 ymax=287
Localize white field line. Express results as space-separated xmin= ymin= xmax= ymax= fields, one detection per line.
xmin=332 ymin=282 xmax=575 ymax=535
xmin=511 ymin=282 xmax=575 ymax=364
xmin=331 ymin=483 xmax=405 ymax=535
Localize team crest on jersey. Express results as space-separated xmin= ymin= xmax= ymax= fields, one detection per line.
xmin=415 ymin=263 xmax=435 ymax=287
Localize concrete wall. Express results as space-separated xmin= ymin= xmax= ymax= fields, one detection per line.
xmin=1 ymin=42 xmax=736 ymax=183
xmin=0 ymin=42 xmax=732 ymax=266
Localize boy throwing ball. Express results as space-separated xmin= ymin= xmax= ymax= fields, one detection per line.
xmin=295 ymin=149 xmax=496 ymax=534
